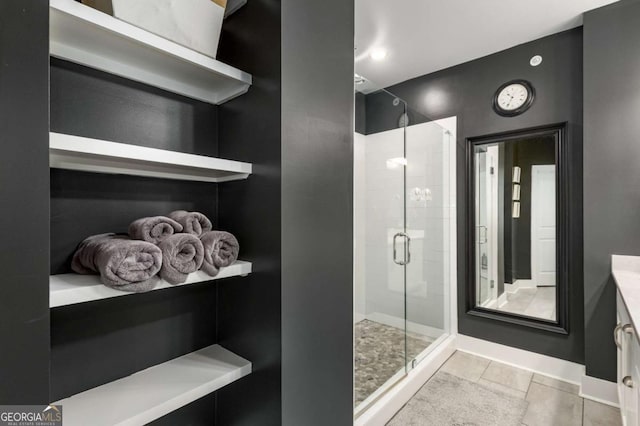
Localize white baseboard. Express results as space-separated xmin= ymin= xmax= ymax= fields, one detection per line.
xmin=355 ymin=335 xmax=456 ymax=426
xmin=505 ymin=279 xmax=536 ymax=294
xmin=484 ymin=298 xmax=498 ymax=309
xmin=456 ymin=334 xmax=585 ymax=384
xmin=366 ymin=312 xmax=445 ymax=340
xmin=497 ymin=291 xmax=508 ymax=308
xmin=504 ymin=282 xmax=516 ymax=293
xmin=580 ymin=375 xmax=619 ymax=407
xmin=354 ymin=312 xmax=366 ymax=324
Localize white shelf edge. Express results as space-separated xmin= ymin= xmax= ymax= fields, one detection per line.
xmin=50 ymin=0 xmax=252 ymax=105
xmin=50 ymin=260 xmax=252 ymax=308
xmin=53 ymin=344 xmax=251 ymax=426
xmin=49 ymin=132 xmax=252 ymax=183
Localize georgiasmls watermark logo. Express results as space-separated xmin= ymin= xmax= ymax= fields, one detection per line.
xmin=0 ymin=405 xmax=62 ymax=426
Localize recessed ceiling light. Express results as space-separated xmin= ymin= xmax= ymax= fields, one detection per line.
xmin=530 ymin=55 xmax=543 ymax=67
xmin=370 ymin=48 xmax=388 ymax=61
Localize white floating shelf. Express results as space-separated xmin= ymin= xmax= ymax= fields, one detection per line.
xmin=50 ymin=0 xmax=252 ymax=105
xmin=50 ymin=260 xmax=252 ymax=308
xmin=50 ymin=132 xmax=252 ymax=183
xmin=54 ymin=344 xmax=251 ymax=426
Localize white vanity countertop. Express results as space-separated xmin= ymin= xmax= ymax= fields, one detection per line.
xmin=612 ymin=255 xmax=640 ymax=331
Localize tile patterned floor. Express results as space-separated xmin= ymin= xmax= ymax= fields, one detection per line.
xmin=497 ymin=287 xmax=556 ymax=321
xmin=354 ymin=320 xmax=434 ymax=407
xmin=388 ymin=351 xmax=622 ymax=426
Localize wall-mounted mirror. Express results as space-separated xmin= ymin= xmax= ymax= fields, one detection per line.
xmin=467 ymin=124 xmax=568 ymax=333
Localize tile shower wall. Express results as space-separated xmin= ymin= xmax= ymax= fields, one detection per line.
xmin=406 ymin=120 xmax=454 ymax=334
xmin=355 ymin=118 xmax=454 ymax=335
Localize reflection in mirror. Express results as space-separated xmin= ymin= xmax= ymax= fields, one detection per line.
xmin=473 ymin=135 xmax=557 ymax=322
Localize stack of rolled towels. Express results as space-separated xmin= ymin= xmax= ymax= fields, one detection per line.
xmin=71 ymin=210 xmax=240 ymax=293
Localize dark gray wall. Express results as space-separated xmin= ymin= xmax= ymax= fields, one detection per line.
xmin=50 ymin=59 xmax=220 ymax=275
xmin=51 ymin=1 xmax=285 ymax=422
xmin=584 ymin=0 xmax=640 ymax=381
xmin=51 ymin=284 xmax=218 ymax=401
xmin=215 ymin=1 xmax=283 ymax=425
xmin=368 ymin=28 xmax=584 ymax=363
xmin=49 ymin=62 xmax=221 ymax=403
xmin=0 ymin=0 xmax=50 ymax=404
xmin=281 ymin=0 xmax=354 ymax=424
xmin=503 ymin=144 xmax=516 ymax=284
xmin=3 ymin=0 xmax=354 ymax=420
xmin=356 ymin=92 xmax=366 ymax=135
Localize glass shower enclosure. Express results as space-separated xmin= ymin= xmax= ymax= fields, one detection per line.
xmin=354 ymin=81 xmax=454 ymax=415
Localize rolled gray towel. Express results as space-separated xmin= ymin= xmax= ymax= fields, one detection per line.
xmin=71 ymin=233 xmax=162 ymax=293
xmin=157 ymin=233 xmax=204 ymax=284
xmin=200 ymin=231 xmax=239 ymax=277
xmin=168 ymin=210 xmax=212 ymax=237
xmin=128 ymin=216 xmax=183 ymax=244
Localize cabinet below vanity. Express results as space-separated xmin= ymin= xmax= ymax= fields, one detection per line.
xmin=613 ymin=255 xmax=640 ymax=426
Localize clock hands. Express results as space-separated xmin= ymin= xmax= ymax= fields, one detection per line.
xmin=494 ymin=80 xmax=533 ymax=115
xmin=503 ymin=93 xmax=515 ymax=108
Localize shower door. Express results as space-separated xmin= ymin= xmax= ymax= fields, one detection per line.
xmin=404 ymin=115 xmax=453 ymax=370
xmin=354 ymin=88 xmax=408 ymax=412
xmin=354 ymin=82 xmax=454 ymax=416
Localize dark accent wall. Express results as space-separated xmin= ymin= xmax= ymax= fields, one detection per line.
xmin=215 ymin=1 xmax=283 ymax=425
xmin=503 ymin=143 xmax=516 ymax=284
xmin=497 ymin=144 xmax=506 ymax=295
xmin=50 ymin=285 xmax=218 ymax=400
xmin=584 ymin=0 xmax=640 ymax=381
xmin=49 ymin=61 xmax=221 ymax=402
xmin=3 ymin=0 xmax=352 ymax=420
xmin=356 ymin=92 xmax=366 ymax=135
xmin=0 ymin=0 xmax=50 ymax=404
xmin=364 ymin=92 xmax=407 ymax=135
xmin=281 ymin=0 xmax=354 ymax=424
xmin=367 ymin=28 xmax=584 ymax=363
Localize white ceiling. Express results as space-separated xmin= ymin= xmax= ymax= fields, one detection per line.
xmin=355 ymin=0 xmax=619 ymax=89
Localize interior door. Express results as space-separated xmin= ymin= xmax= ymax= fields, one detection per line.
xmin=531 ymin=165 xmax=556 ymax=287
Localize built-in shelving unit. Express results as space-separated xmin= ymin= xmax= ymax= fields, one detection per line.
xmin=48 ymin=1 xmax=255 ymax=422
xmin=49 ymin=0 xmax=252 ymax=105
xmin=50 ymin=132 xmax=252 ymax=182
xmin=54 ymin=344 xmax=251 ymax=426
xmin=50 ymin=261 xmax=252 ymax=308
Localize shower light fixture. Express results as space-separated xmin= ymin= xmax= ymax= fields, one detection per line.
xmin=370 ymin=48 xmax=387 ymax=61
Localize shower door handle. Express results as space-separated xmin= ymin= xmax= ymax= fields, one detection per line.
xmin=393 ymin=232 xmax=411 ymax=265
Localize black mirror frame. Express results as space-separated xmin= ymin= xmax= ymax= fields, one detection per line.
xmin=466 ymin=123 xmax=569 ymax=334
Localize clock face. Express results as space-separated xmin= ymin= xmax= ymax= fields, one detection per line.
xmin=493 ymin=80 xmax=535 ymax=116
xmin=497 ymin=83 xmax=529 ymax=111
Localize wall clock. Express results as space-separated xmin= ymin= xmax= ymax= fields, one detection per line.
xmin=492 ymin=79 xmax=535 ymax=117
